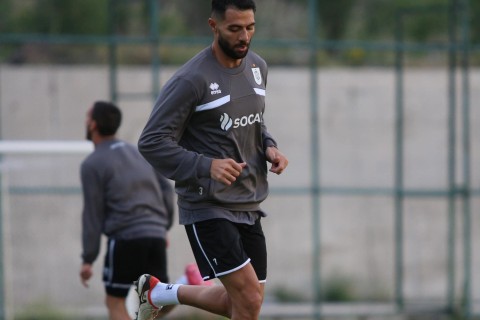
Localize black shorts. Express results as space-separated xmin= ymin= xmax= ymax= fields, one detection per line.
xmin=185 ymin=218 xmax=267 ymax=282
xmin=103 ymin=237 xmax=169 ymax=297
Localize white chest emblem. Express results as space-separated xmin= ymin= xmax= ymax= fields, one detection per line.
xmin=251 ymin=67 xmax=262 ymax=85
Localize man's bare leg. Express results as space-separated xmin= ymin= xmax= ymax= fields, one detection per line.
xmin=177 ymin=263 xmax=264 ymax=319
xmin=106 ymin=295 xmax=131 ymax=320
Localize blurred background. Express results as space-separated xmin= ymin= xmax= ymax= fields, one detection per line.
xmin=1 ymin=0 xmax=480 ymax=319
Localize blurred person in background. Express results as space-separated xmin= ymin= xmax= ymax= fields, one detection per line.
xmin=134 ymin=0 xmax=288 ymax=319
xmin=79 ymin=101 xmax=206 ymax=320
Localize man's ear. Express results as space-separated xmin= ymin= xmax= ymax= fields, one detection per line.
xmin=89 ymin=120 xmax=97 ymax=131
xmin=208 ymin=18 xmax=217 ymax=32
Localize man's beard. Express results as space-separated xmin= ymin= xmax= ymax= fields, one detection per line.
xmin=218 ymin=34 xmax=249 ymax=60
xmin=86 ymin=127 xmax=92 ymax=141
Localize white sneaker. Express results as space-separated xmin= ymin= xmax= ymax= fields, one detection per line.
xmin=134 ymin=274 xmax=162 ymax=320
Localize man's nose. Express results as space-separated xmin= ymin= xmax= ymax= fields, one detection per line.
xmin=239 ymin=29 xmax=250 ymax=42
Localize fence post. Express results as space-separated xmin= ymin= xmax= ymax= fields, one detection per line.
xmin=309 ymin=0 xmax=322 ymax=319
xmin=394 ymin=9 xmax=405 ymax=313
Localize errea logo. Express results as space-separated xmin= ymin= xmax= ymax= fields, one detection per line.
xmin=210 ymin=82 xmax=222 ymax=95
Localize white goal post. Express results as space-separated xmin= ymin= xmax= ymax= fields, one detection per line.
xmin=0 ymin=139 xmax=94 ymax=319
xmin=0 ymin=140 xmax=93 ymax=154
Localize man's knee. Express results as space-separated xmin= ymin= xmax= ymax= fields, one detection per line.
xmin=221 ymin=264 xmax=264 ymax=318
xmin=243 ymin=289 xmax=263 ymax=314
xmin=231 ymin=295 xmax=261 ymax=319
xmin=231 ymin=282 xmax=263 ymax=318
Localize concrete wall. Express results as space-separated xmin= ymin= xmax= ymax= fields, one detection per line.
xmin=1 ymin=65 xmax=480 ymax=318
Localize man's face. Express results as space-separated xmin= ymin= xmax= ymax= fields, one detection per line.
xmin=215 ymin=8 xmax=255 ymax=60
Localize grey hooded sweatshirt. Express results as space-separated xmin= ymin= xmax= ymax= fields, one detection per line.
xmin=80 ymin=139 xmax=174 ymax=264
xmin=138 ymin=47 xmax=277 ymax=224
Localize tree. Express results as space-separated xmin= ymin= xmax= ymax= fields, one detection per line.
xmin=318 ymin=0 xmax=356 ymax=41
xmin=470 ymin=0 xmax=480 ymax=44
xmin=13 ymin=0 xmax=108 ymax=35
xmin=0 ymin=0 xmax=13 ymax=33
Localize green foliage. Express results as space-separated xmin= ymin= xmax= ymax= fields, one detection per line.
xmin=471 ymin=0 xmax=480 ymax=44
xmin=160 ymin=0 xmax=210 ymax=37
xmin=318 ymin=0 xmax=355 ymax=40
xmin=13 ymin=0 xmax=108 ymax=35
xmin=272 ymin=285 xmax=308 ymax=303
xmin=360 ymin=0 xmax=451 ymax=42
xmin=344 ymin=47 xmax=366 ymax=66
xmin=3 ymin=0 xmax=478 ymax=41
xmin=323 ymin=274 xmax=355 ymax=302
xmin=158 ymin=12 xmax=191 ymax=37
xmin=400 ymin=1 xmax=450 ymax=43
xmin=1 ymin=0 xmax=479 ymax=65
xmin=0 ymin=0 xmax=13 ymax=32
xmin=15 ymin=300 xmax=67 ymax=320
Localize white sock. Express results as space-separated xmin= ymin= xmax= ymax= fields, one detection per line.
xmin=150 ymin=283 xmax=182 ymax=307
xmin=175 ymin=275 xmax=188 ymax=285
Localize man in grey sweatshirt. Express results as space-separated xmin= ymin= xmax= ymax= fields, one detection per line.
xmin=80 ymin=101 xmax=179 ymax=319
xmin=135 ymin=1 xmax=288 ymax=319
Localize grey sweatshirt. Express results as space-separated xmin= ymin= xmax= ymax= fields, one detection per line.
xmin=80 ymin=139 xmax=174 ymax=264
xmin=138 ymin=47 xmax=277 ymax=219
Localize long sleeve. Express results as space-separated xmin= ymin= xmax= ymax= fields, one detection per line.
xmin=80 ymin=161 xmax=105 ymax=264
xmin=138 ymin=77 xmax=213 ymax=183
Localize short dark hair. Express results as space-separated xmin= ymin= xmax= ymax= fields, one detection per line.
xmin=211 ymin=0 xmax=256 ymax=19
xmin=91 ymin=101 xmax=122 ymax=136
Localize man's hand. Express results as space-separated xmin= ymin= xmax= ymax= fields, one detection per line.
xmin=211 ymin=159 xmax=247 ymax=185
xmin=80 ymin=263 xmax=93 ymax=288
xmin=266 ymin=147 xmax=288 ymax=175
